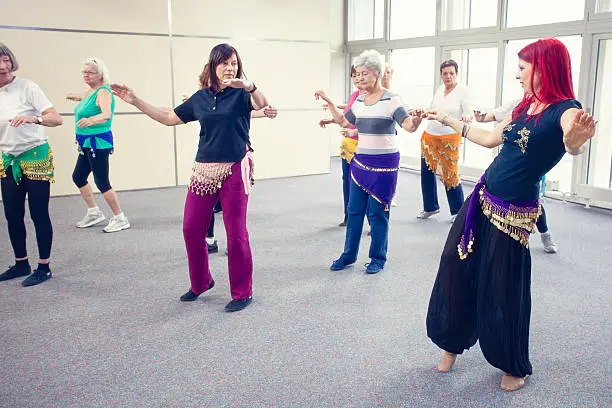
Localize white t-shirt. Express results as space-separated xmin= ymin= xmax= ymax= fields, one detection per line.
xmin=493 ymin=98 xmax=522 ymax=122
xmin=0 ymin=77 xmax=53 ymax=156
xmin=426 ymin=84 xmax=472 ymax=136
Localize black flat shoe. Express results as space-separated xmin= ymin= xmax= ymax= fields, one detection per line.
xmin=180 ymin=279 xmax=215 ymax=302
xmin=224 ymin=297 xmax=252 ymax=312
xmin=0 ymin=264 xmax=31 ymax=282
xmin=207 ymin=240 xmax=218 ymax=254
xmin=21 ymin=269 xmax=51 ymax=287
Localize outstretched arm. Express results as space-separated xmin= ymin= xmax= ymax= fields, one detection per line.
xmin=314 ymin=90 xmax=351 ymax=128
xmin=66 ymin=89 xmax=88 ymax=102
xmin=111 ymin=84 xmax=183 ymax=126
xmin=425 ymin=109 xmax=506 ymax=148
xmin=561 ymin=108 xmax=596 ymax=155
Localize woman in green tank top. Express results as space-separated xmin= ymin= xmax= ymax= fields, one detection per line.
xmin=66 ymin=57 xmax=130 ymax=233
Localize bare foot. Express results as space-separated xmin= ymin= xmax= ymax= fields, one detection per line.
xmin=437 ymin=351 xmax=457 ymax=372
xmin=500 ymin=374 xmax=527 ymax=391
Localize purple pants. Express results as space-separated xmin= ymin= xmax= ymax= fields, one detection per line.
xmin=182 ymin=161 xmax=253 ymax=300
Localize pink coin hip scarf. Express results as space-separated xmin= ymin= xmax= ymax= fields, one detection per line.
xmin=188 ymin=151 xmax=254 ymax=196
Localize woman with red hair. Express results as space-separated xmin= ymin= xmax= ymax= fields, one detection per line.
xmin=424 ymin=38 xmax=595 ymax=391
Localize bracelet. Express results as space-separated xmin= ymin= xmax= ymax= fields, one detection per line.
xmin=248 ymin=83 xmax=257 ymax=94
xmin=461 ymin=123 xmax=471 ymax=139
xmin=440 ymin=113 xmax=450 ymax=126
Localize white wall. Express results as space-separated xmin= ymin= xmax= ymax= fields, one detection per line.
xmin=0 ymin=0 xmax=345 ymax=196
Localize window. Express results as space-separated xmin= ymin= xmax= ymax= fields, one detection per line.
xmin=502 ymin=36 xmax=583 ymax=193
xmin=588 ymin=39 xmax=612 ymax=189
xmin=441 ymin=0 xmax=498 ymax=31
xmin=348 ymin=0 xmax=385 ymax=41
xmin=506 ymin=0 xmax=585 ymax=27
xmin=502 ymin=36 xmax=582 ymax=105
xmin=446 ymin=47 xmax=499 ymax=169
xmin=596 ymin=0 xmax=612 ymax=12
xmin=389 ymin=0 xmax=436 ymax=39
xmin=391 ymin=47 xmax=436 ymax=159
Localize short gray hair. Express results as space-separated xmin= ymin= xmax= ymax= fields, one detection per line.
xmin=0 ymin=42 xmax=19 ymax=72
xmin=82 ymin=57 xmax=110 ymax=84
xmin=354 ymin=50 xmax=385 ymax=74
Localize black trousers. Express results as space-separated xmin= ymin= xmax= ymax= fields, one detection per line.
xmin=426 ymin=195 xmax=533 ymax=377
xmin=1 ymin=170 xmax=53 ymax=260
xmin=72 ymin=148 xmax=112 ymax=193
xmin=535 ymin=205 xmax=549 ymax=233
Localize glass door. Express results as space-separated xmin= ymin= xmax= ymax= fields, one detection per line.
xmin=587 ymin=36 xmax=612 ymax=190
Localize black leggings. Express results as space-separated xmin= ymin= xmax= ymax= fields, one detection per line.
xmin=72 ymin=148 xmax=112 ymax=193
xmin=536 ymin=205 xmax=549 ymax=233
xmin=1 ymin=170 xmax=53 ymax=259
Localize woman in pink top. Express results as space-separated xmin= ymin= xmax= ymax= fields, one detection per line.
xmin=320 ymin=66 xmax=366 ymax=226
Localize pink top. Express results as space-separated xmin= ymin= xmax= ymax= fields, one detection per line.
xmin=343 ymin=91 xmax=360 ymax=130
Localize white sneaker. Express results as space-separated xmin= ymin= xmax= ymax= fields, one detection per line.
xmin=540 ymin=232 xmax=558 ymax=253
xmin=76 ymin=209 xmax=105 ymax=228
xmin=416 ymin=209 xmax=440 ymax=219
xmin=103 ymin=213 xmax=130 ymax=233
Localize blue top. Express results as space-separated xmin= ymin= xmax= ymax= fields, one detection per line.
xmin=485 ymin=99 xmax=581 ymax=201
xmin=174 ymin=87 xmax=253 ymax=163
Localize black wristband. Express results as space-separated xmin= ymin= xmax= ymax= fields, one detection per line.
xmin=248 ymin=84 xmax=257 ymax=94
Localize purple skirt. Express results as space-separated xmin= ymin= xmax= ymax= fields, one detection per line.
xmin=350 ymin=152 xmax=400 ymax=210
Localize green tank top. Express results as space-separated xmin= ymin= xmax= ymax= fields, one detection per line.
xmin=74 ymin=85 xmax=115 ymax=149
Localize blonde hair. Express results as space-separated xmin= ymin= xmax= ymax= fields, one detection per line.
xmin=82 ymin=57 xmax=110 ymax=84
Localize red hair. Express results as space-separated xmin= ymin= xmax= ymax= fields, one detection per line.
xmin=512 ymin=38 xmax=575 ymax=121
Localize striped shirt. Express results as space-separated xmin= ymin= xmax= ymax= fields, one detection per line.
xmin=345 ymin=91 xmax=409 ymax=155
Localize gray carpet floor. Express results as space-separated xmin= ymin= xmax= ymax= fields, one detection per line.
xmin=0 ymin=158 xmax=610 ymax=408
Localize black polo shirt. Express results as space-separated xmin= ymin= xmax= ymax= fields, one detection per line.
xmin=174 ymin=87 xmax=253 ymax=163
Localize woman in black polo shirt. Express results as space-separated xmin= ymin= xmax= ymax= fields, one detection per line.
xmin=111 ymin=43 xmax=268 ymax=312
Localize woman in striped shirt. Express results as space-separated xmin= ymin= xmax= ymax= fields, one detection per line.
xmin=315 ymin=50 xmax=423 ymax=274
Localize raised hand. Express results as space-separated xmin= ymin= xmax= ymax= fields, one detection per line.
xmin=110 ymin=84 xmax=137 ymax=104
xmin=424 ymin=109 xmax=449 ymax=124
xmin=460 ymin=114 xmax=473 ymax=123
xmin=564 ymin=109 xmax=596 ymax=150
xmin=319 ymin=119 xmax=333 ymax=128
xmin=222 ymin=78 xmax=252 ymax=90
xmin=339 ymin=128 xmax=358 ymax=138
xmin=314 ymin=90 xmax=332 ymax=105
xmin=263 ymin=105 xmax=277 ymax=119
xmin=411 ymin=114 xmax=424 ymax=128
xmin=473 ymin=110 xmax=487 ymax=122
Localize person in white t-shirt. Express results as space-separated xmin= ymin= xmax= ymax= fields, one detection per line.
xmin=0 ymin=42 xmax=63 ymax=287
xmin=474 ymin=99 xmax=558 ymax=253
xmin=418 ymin=59 xmax=472 ymax=222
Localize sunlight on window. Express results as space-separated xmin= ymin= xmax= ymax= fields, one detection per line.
xmin=389 ymin=0 xmax=436 ymax=39
xmin=391 ymin=48 xmax=436 ymax=158
xmin=506 ymin=0 xmax=585 ymax=27
xmin=441 ymin=0 xmax=497 ymax=30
